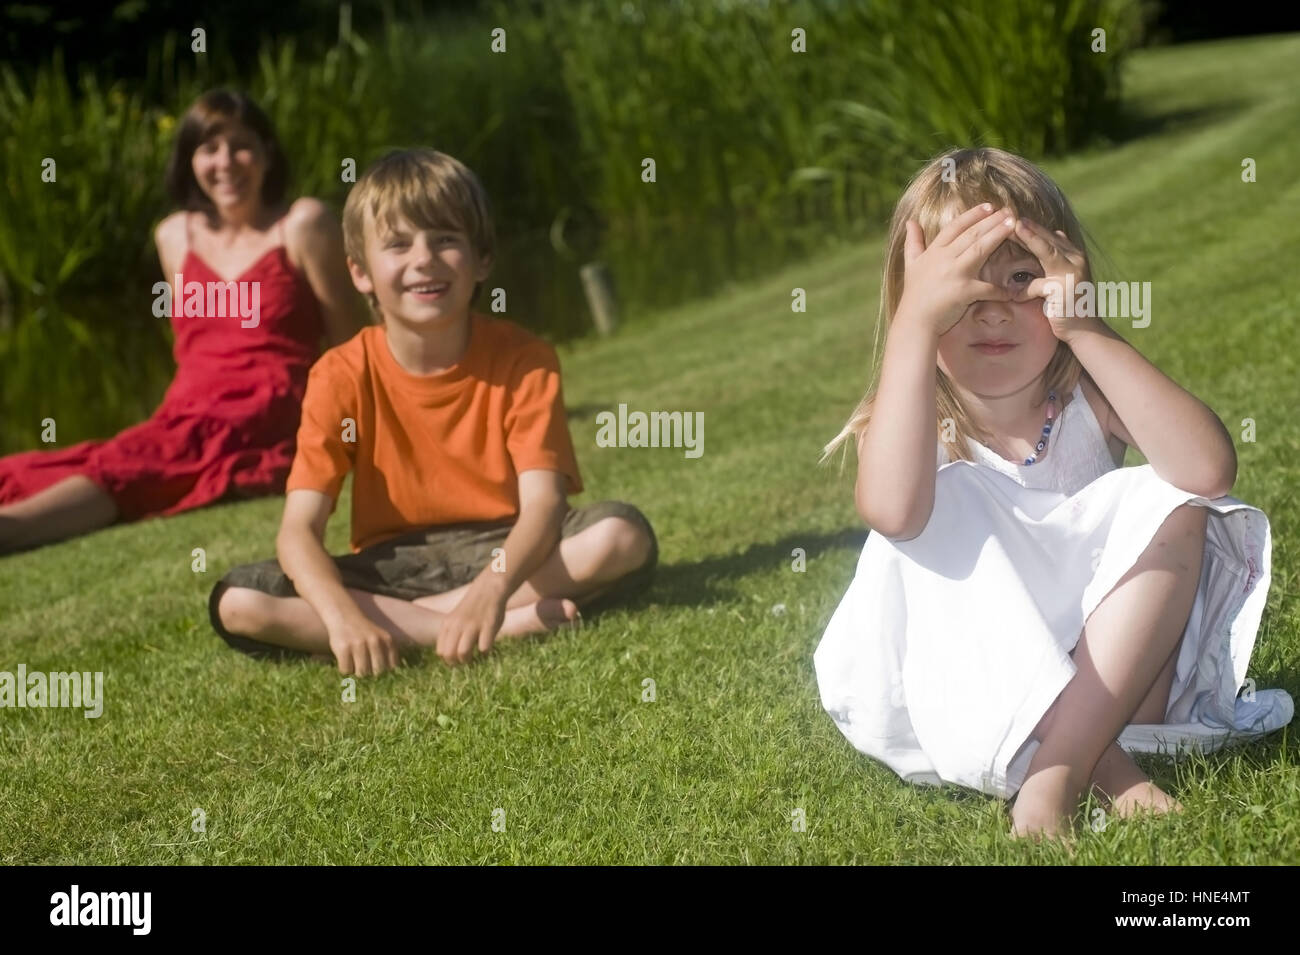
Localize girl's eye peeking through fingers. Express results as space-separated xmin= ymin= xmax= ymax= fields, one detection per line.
xmin=1011 ymin=270 xmax=1036 ymax=285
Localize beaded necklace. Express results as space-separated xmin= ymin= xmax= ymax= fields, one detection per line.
xmin=982 ymin=390 xmax=1059 ymax=465
xmin=1021 ymin=390 xmax=1058 ymax=465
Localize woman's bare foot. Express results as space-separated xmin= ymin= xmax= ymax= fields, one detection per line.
xmin=499 ymin=598 xmax=580 ymax=637
xmin=1010 ymin=764 xmax=1085 ymax=841
xmin=1090 ymin=741 xmax=1183 ymax=819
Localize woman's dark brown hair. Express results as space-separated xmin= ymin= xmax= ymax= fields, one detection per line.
xmin=164 ymin=89 xmax=290 ymax=213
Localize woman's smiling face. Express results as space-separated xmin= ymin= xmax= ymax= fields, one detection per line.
xmin=191 ymin=122 xmax=267 ymax=212
xmin=936 ymin=237 xmax=1058 ymax=396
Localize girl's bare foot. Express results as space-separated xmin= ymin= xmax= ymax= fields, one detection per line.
xmin=1090 ymin=741 xmax=1183 ymax=819
xmin=1110 ymin=781 xmax=1183 ymax=818
xmin=499 ymin=598 xmax=580 ymax=637
xmin=1010 ymin=765 xmax=1084 ymax=841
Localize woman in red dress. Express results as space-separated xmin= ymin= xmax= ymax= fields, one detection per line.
xmin=0 ymin=89 xmax=363 ymax=553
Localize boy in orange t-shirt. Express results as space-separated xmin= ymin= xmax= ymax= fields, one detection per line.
xmin=209 ymin=148 xmax=657 ymax=674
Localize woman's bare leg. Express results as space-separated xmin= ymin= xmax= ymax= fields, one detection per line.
xmin=0 ymin=476 xmax=118 ymax=554
xmin=1011 ymin=503 xmax=1208 ymax=839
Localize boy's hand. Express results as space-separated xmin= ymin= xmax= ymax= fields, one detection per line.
xmin=328 ymin=615 xmax=401 ymax=676
xmin=897 ymin=203 xmax=1019 ymax=338
xmin=1010 ymin=217 xmax=1097 ymax=343
xmin=437 ymin=579 xmax=507 ymax=666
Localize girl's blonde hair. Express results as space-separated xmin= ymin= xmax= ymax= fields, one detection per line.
xmin=822 ymin=146 xmax=1103 ymax=466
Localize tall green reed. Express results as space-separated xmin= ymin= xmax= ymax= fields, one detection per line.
xmin=0 ymin=0 xmax=1143 ymax=453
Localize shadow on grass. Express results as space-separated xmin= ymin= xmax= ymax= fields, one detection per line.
xmin=1107 ymin=100 xmax=1250 ymax=145
xmin=625 ymin=527 xmax=869 ymax=611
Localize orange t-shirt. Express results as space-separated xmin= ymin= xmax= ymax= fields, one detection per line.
xmin=286 ymin=313 xmax=583 ymax=552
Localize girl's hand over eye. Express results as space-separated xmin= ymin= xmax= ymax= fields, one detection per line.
xmin=1010 ymin=218 xmax=1096 ymax=343
xmin=896 ymin=203 xmax=1019 ymax=338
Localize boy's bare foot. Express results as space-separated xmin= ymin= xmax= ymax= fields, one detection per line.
xmin=306 ymin=597 xmax=578 ymax=666
xmin=499 ymin=598 xmax=580 ymax=637
xmin=1010 ymin=765 xmax=1083 ymax=841
xmin=302 ymin=599 xmax=576 ymax=665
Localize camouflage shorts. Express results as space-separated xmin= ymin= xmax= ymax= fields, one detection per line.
xmin=208 ymin=499 xmax=657 ymax=658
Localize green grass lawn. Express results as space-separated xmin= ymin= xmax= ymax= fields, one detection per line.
xmin=3 ymin=33 xmax=1298 ymax=865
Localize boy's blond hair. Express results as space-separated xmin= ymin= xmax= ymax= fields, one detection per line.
xmin=823 ymin=146 xmax=1107 ymax=467
xmin=342 ymin=148 xmax=496 ymax=314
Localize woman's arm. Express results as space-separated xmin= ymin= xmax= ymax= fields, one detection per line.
xmin=284 ymin=197 xmax=368 ymax=346
xmin=154 ymin=211 xmax=187 ymax=284
xmin=1068 ymin=318 xmax=1237 ymax=498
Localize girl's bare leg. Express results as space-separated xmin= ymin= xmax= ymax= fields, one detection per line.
xmin=0 ymin=476 xmax=118 ymax=554
xmin=411 ymin=517 xmax=653 ymax=613
xmin=1011 ymin=503 xmax=1208 ymax=839
xmin=1037 ymin=629 xmax=1183 ymax=814
xmin=1089 ymin=641 xmax=1184 ymax=818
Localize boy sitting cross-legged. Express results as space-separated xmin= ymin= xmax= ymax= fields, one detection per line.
xmin=210 ymin=148 xmax=657 ymax=675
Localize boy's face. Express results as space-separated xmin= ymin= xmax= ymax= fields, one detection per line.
xmin=348 ymin=208 xmax=492 ymax=330
xmin=935 ymin=237 xmax=1059 ymax=395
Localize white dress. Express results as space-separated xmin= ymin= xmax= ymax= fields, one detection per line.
xmin=814 ymin=382 xmax=1292 ymax=799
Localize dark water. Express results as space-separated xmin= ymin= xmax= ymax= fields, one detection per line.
xmin=487 ymin=217 xmax=837 ymax=343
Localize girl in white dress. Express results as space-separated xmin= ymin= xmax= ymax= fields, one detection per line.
xmin=815 ymin=147 xmax=1291 ymax=840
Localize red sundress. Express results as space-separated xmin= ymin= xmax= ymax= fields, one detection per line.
xmin=0 ymin=224 xmax=324 ymax=522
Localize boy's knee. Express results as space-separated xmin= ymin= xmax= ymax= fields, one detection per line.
xmin=215 ymin=585 xmax=269 ymax=637
xmin=593 ymin=516 xmax=655 ymax=573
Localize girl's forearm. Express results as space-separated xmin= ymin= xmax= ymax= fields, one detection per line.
xmin=856 ymin=315 xmax=942 ymax=538
xmin=1068 ymin=319 xmax=1237 ymax=497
